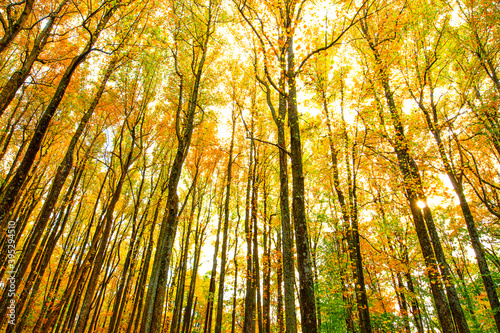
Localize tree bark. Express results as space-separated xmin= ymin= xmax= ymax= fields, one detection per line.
xmin=286 ymin=29 xmax=318 ymax=333
xmin=230 ymin=198 xmax=241 ymax=333
xmin=262 ymin=178 xmax=272 ymax=333
xmin=243 ymin=129 xmax=256 ymax=333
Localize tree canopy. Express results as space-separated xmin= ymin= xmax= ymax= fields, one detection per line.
xmin=0 ymin=0 xmax=499 ymax=332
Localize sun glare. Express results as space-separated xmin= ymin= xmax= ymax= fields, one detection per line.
xmin=417 ymin=200 xmax=426 ymax=209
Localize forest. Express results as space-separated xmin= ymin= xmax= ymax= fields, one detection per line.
xmin=0 ymin=0 xmax=499 ymax=332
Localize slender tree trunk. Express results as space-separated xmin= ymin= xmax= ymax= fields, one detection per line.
xmin=171 ymin=189 xmax=196 ymax=333
xmin=452 ymin=257 xmax=481 ymax=332
xmin=214 ymin=111 xmax=236 ymax=333
xmin=190 ymin=297 xmax=199 ymax=333
xmin=276 ymin=228 xmax=285 ymax=333
xmin=203 ymin=199 xmax=223 ymax=333
xmin=276 ymin=69 xmax=298 ymax=333
xmin=286 ymin=29 xmax=318 ymax=333
xmin=244 ymin=131 xmax=256 ymax=333
xmin=253 ymin=179 xmax=263 ymax=333
xmin=262 ymin=179 xmax=271 ymax=333
xmin=230 ymin=199 xmax=241 ymax=333
xmin=338 ymin=242 xmax=357 ymax=333
xmin=89 ymin=236 xmax=122 ymax=331
xmin=395 ymin=272 xmax=411 ymax=333
xmin=182 ymin=192 xmax=208 ymax=333
xmin=0 ymin=90 xmax=30 ymax=162
xmin=311 ymin=241 xmax=321 ymax=331
xmin=404 ymin=270 xmax=424 ymax=333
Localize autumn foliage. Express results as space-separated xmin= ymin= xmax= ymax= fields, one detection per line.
xmin=0 ymin=0 xmax=499 ymax=332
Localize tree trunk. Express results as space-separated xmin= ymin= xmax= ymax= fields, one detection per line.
xmin=171 ymin=188 xmax=196 ymax=333
xmin=214 ymin=111 xmax=236 ymax=333
xmin=203 ymin=199 xmax=223 ymax=333
xmin=262 ymin=178 xmax=272 ymax=333
xmin=324 ymin=95 xmax=372 ymax=333
xmin=285 ymin=23 xmax=318 ymax=331
xmin=182 ymin=191 xmax=209 ymax=333
xmin=266 ymin=68 xmax=299 ymax=333
xmin=276 ymin=228 xmax=285 ymax=333
xmin=244 ymin=130 xmax=256 ymax=333
xmin=253 ymin=178 xmax=263 ymax=333
xmin=404 ymin=270 xmax=424 ymax=333
xmin=230 ymin=199 xmax=241 ymax=333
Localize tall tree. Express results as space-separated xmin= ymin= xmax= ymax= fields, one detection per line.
xmin=140 ymin=1 xmax=220 ymax=331
xmin=214 ymin=102 xmax=237 ymax=333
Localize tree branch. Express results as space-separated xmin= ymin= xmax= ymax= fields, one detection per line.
xmin=246 ymin=136 xmax=291 ymax=156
